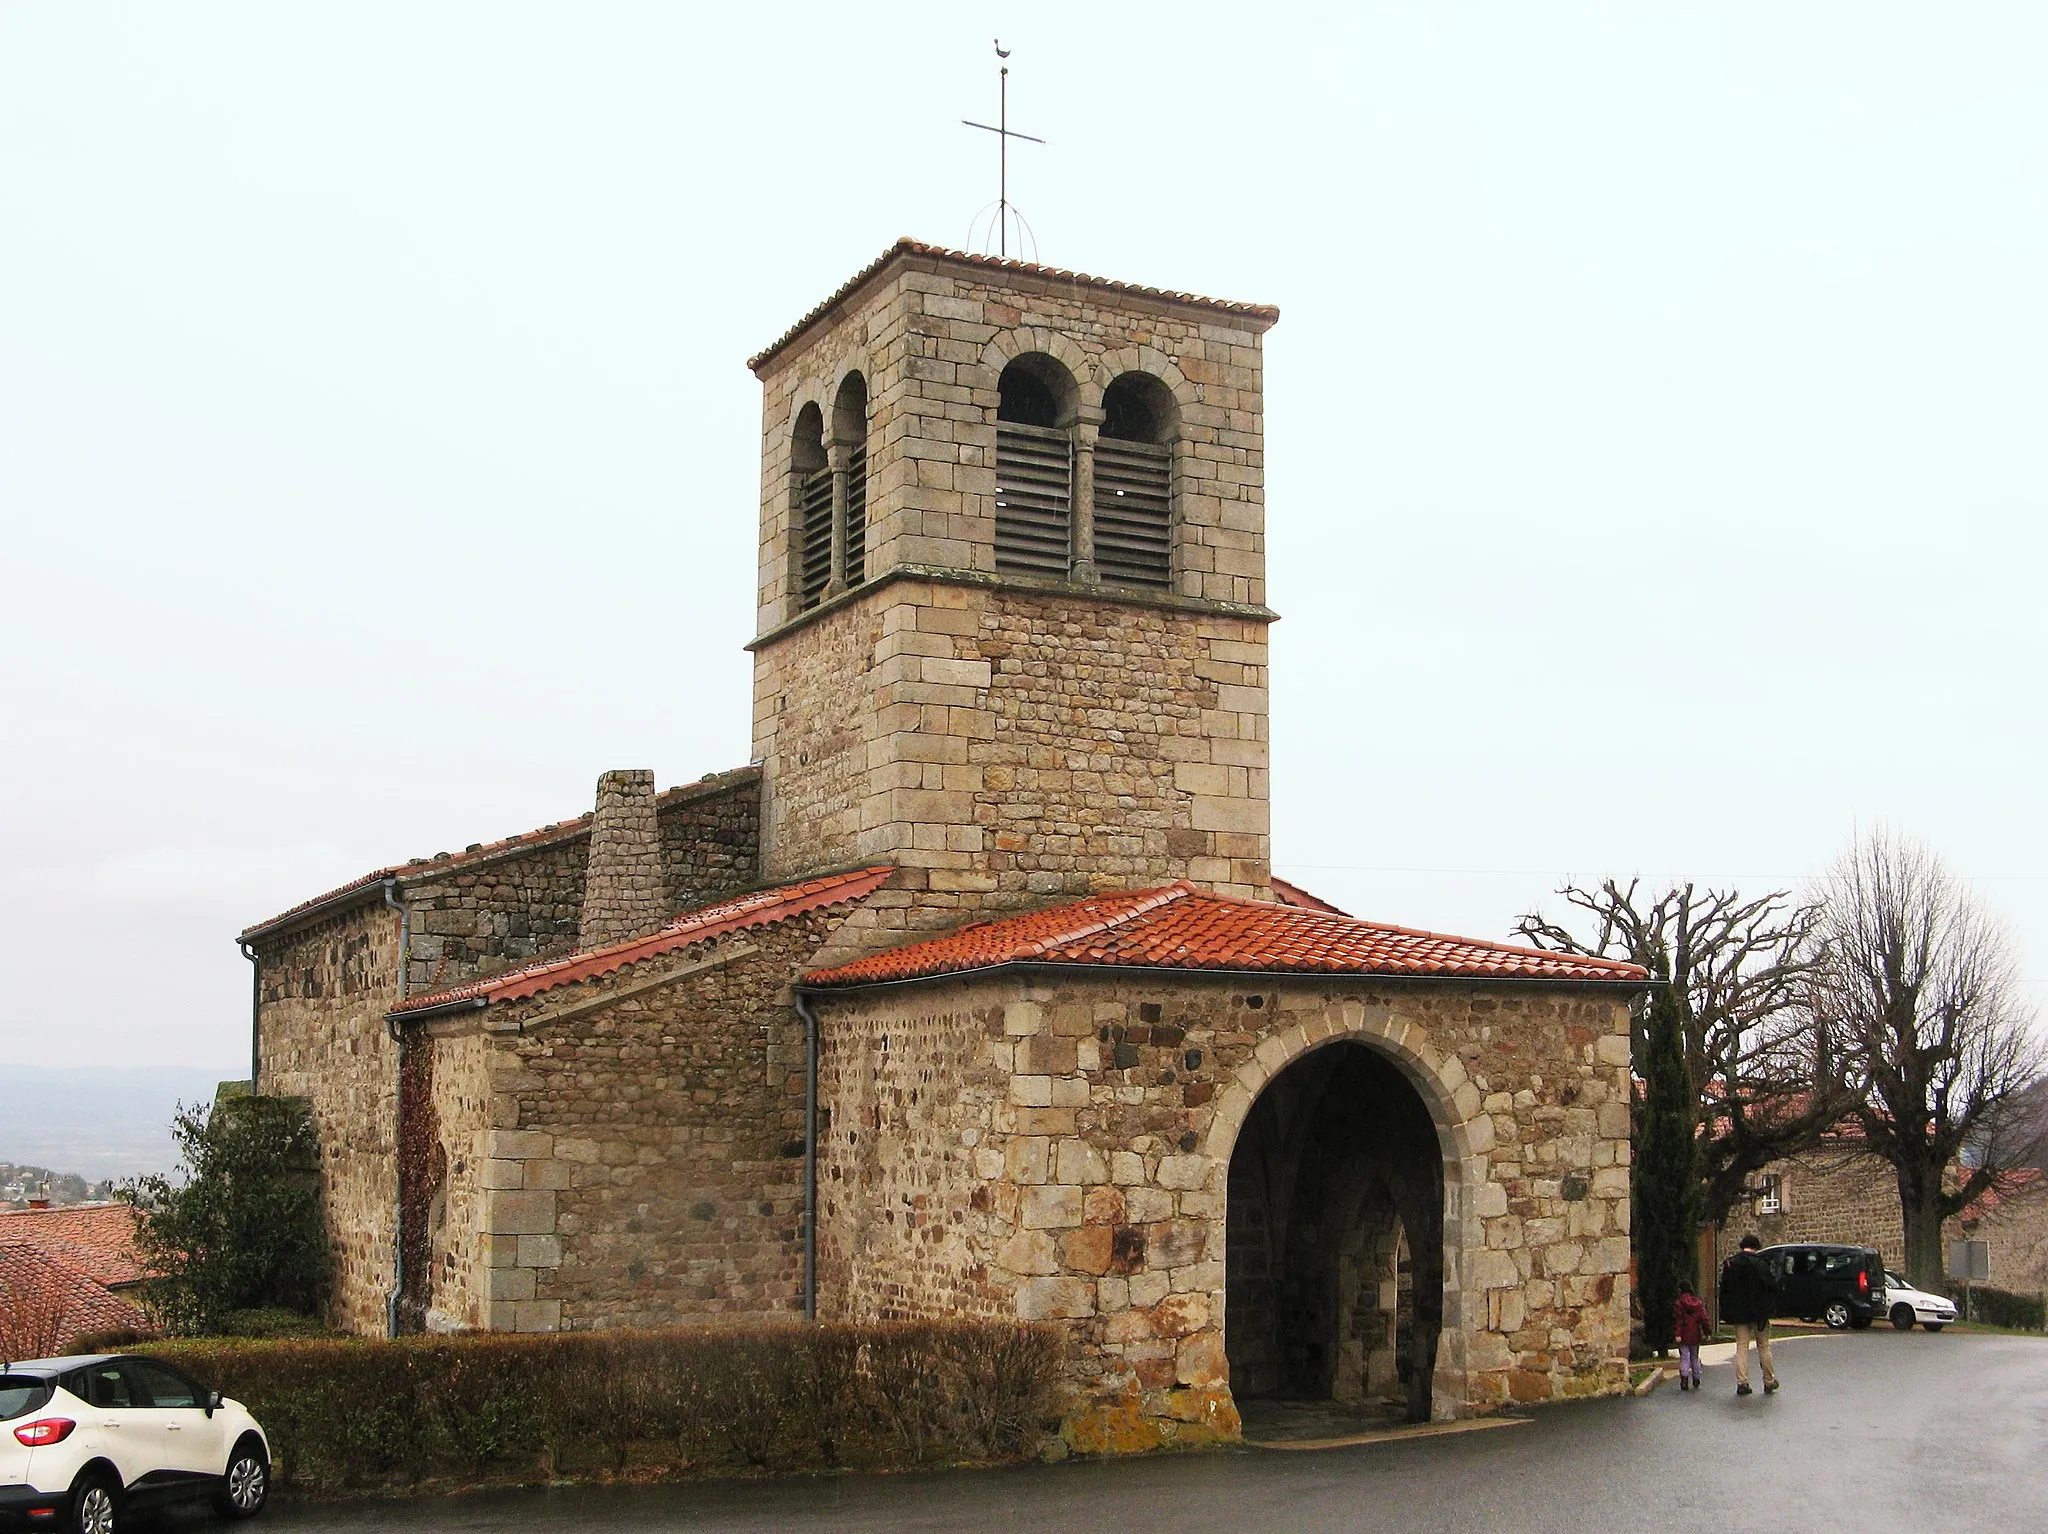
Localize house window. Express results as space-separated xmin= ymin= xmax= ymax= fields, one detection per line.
xmin=1094 ymin=371 xmax=1178 ymax=591
xmin=995 ymin=354 xmax=1077 ymax=578
xmin=1756 ymin=1174 xmax=1782 ymax=1215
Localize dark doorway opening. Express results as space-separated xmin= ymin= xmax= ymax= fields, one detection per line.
xmin=1226 ymin=1040 xmax=1445 ymax=1423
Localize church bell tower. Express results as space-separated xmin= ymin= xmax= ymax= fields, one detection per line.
xmin=745 ymin=239 xmax=1279 ymax=913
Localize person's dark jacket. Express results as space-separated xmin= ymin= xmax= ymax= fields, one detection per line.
xmin=1719 ymin=1249 xmax=1779 ymax=1327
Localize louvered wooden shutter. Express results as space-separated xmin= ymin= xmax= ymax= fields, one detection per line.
xmin=798 ymin=467 xmax=833 ymax=608
xmin=995 ymin=423 xmax=1072 ymax=577
xmin=1093 ymin=438 xmax=1172 ymax=589
xmin=843 ymin=439 xmax=867 ymax=587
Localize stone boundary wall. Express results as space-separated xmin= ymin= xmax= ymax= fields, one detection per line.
xmin=813 ymin=972 xmax=1633 ymax=1451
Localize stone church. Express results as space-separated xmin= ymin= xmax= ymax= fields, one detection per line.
xmin=242 ymin=239 xmax=1646 ymax=1447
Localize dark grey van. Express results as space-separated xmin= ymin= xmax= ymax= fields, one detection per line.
xmin=1757 ymin=1243 xmax=1887 ymax=1328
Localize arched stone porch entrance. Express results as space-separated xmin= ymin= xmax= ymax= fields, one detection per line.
xmin=1224 ymin=1038 xmax=1447 ymax=1423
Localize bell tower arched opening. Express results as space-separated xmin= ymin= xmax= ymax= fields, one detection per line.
xmin=1225 ymin=1038 xmax=1446 ymax=1424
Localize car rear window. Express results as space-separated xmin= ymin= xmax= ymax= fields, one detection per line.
xmin=0 ymin=1378 xmax=53 ymax=1422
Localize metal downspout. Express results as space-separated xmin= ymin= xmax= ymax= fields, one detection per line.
xmin=793 ymin=989 xmax=821 ymax=1321
xmin=238 ymin=941 xmax=260 ymax=1092
xmin=381 ymin=878 xmax=409 ymax=1339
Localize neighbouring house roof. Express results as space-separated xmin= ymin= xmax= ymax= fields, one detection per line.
xmin=0 ymin=1241 xmax=146 ymax=1348
xmin=391 ymin=865 xmax=896 ymax=1018
xmin=748 ymin=238 xmax=1281 ymax=375
xmin=804 ymin=882 xmax=1651 ymax=989
xmin=1962 ymin=1166 xmax=2045 ymax=1222
xmin=0 ymin=1205 xmax=147 ymax=1289
xmin=1270 ymin=875 xmax=1349 ymax=916
xmin=239 ymin=766 xmax=760 ymax=943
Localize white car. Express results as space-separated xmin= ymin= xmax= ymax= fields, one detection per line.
xmin=0 ymin=1353 xmax=270 ymax=1532
xmin=1882 ymin=1270 xmax=1959 ymax=1331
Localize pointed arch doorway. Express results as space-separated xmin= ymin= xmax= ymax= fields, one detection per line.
xmin=1225 ymin=1039 xmax=1447 ymax=1424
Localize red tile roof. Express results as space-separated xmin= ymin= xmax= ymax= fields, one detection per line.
xmin=0 ymin=1241 xmax=146 ymax=1353
xmin=240 ymin=767 xmax=759 ymax=941
xmin=1270 ymin=875 xmax=1350 ymax=916
xmin=1961 ymin=1166 xmax=2044 ymax=1221
xmin=392 ymin=865 xmax=895 ymax=1016
xmin=0 ymin=1205 xmax=147 ymax=1289
xmin=804 ymin=883 xmax=1650 ymax=988
xmin=749 ymin=238 xmax=1280 ymax=375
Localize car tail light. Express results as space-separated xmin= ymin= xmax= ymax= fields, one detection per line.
xmin=13 ymin=1418 xmax=76 ymax=1447
xmin=1858 ymin=1270 xmax=1869 ymax=1293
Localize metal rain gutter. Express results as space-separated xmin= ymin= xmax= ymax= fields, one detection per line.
xmin=792 ymin=988 xmax=823 ymax=1322
xmin=382 ymin=878 xmax=409 ymax=1341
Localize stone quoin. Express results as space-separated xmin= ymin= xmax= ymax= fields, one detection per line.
xmin=239 ymin=240 xmax=1648 ymax=1447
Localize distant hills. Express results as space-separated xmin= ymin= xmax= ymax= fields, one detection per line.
xmin=0 ymin=1065 xmax=240 ymax=1180
xmin=0 ymin=1161 xmax=117 ymax=1205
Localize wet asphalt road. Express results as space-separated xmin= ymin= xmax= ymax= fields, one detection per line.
xmin=153 ymin=1329 xmax=2046 ymax=1534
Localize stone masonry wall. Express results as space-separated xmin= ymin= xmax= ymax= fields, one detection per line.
xmin=752 ymin=247 xmax=1273 ymax=626
xmin=1963 ymin=1181 xmax=2048 ymax=1293
xmin=1740 ymin=1146 xmax=1906 ymax=1260
xmin=656 ymin=768 xmax=762 ymax=907
xmin=1742 ymin=1148 xmax=2048 ymax=1294
xmin=813 ymin=972 xmax=1634 ymax=1451
xmin=397 ymin=769 xmax=761 ymax=996
xmin=750 ymin=246 xmax=1271 ymax=909
xmin=426 ymin=908 xmax=856 ymax=1332
xmin=753 ymin=579 xmax=1268 ymax=902
xmin=580 ymin=769 xmax=667 ymax=949
xmin=252 ymin=905 xmax=403 ymax=1335
xmin=254 ymin=766 xmax=762 ymax=1335
xmin=413 ymin=1026 xmax=494 ymax=1333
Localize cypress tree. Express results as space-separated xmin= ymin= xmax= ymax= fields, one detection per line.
xmin=1634 ymin=967 xmax=1700 ymax=1357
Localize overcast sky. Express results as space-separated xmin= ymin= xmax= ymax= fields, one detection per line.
xmin=4 ymin=2 xmax=2044 ymax=1074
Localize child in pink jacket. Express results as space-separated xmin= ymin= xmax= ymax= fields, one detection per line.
xmin=1674 ymin=1279 xmax=1710 ymax=1391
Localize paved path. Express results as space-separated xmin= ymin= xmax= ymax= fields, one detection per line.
xmin=162 ymin=1329 xmax=2048 ymax=1534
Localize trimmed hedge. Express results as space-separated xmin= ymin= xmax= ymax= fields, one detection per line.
xmin=1943 ymin=1285 xmax=2046 ymax=1331
xmin=138 ymin=1321 xmax=1060 ymax=1493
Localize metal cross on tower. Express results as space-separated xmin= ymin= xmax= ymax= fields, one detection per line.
xmin=962 ymin=40 xmax=1045 ymax=259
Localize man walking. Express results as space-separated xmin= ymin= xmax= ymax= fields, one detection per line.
xmin=1718 ymin=1234 xmax=1780 ymax=1397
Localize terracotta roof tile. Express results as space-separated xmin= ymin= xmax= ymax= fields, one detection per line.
xmin=749 ymin=238 xmax=1280 ymax=375
xmin=1270 ymin=875 xmax=1350 ymax=916
xmin=393 ymin=865 xmax=894 ymax=1016
xmin=1962 ymin=1166 xmax=2044 ymax=1221
xmin=240 ymin=766 xmax=759 ymax=941
xmin=0 ymin=1241 xmax=146 ymax=1349
xmin=0 ymin=1205 xmax=147 ymax=1288
xmin=805 ymin=883 xmax=1650 ymax=988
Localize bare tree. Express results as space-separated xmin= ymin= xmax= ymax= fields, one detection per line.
xmin=1517 ymin=880 xmax=1849 ymax=1223
xmin=1816 ymin=829 xmax=2044 ymax=1288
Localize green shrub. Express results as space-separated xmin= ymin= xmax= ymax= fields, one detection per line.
xmin=217 ymin=1308 xmax=337 ymax=1340
xmin=137 ymin=1320 xmax=1060 ymax=1493
xmin=120 ymin=1095 xmax=327 ymax=1333
xmin=1943 ymin=1284 xmax=2046 ymax=1331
